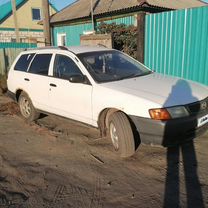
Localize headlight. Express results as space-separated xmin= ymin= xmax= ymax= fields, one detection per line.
xmin=149 ymin=106 xmax=189 ymax=120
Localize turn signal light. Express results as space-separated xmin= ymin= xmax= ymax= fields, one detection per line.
xmin=149 ymin=108 xmax=171 ymax=120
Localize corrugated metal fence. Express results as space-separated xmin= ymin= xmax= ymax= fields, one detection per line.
xmin=0 ymin=42 xmax=37 ymax=75
xmin=145 ymin=6 xmax=208 ymax=86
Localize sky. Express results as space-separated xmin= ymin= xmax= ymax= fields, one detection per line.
xmin=0 ymin=0 xmax=208 ymax=11
xmin=52 ymin=0 xmax=75 ymax=11
xmin=52 ymin=0 xmax=208 ymax=11
xmin=0 ymin=0 xmax=76 ymax=10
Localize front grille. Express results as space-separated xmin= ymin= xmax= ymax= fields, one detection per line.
xmin=187 ymin=97 xmax=208 ymax=114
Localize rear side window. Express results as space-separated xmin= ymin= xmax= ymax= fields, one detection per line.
xmin=29 ymin=54 xmax=52 ymax=75
xmin=14 ymin=53 xmax=35 ymax=72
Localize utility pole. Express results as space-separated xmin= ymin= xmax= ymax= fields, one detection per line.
xmin=42 ymin=0 xmax=51 ymax=46
xmin=91 ymin=0 xmax=95 ymax=31
xmin=11 ymin=0 xmax=20 ymax=42
xmin=137 ymin=12 xmax=146 ymax=63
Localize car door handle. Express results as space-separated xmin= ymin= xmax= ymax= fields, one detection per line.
xmin=24 ymin=78 xmax=30 ymax=81
xmin=50 ymin=83 xmax=57 ymax=87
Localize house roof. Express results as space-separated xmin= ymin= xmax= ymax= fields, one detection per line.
xmin=143 ymin=0 xmax=206 ymax=10
xmin=0 ymin=0 xmax=57 ymax=24
xmin=50 ymin=0 xmax=207 ymax=24
xmin=0 ymin=0 xmax=27 ymax=23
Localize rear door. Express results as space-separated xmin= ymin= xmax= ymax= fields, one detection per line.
xmin=26 ymin=53 xmax=53 ymax=111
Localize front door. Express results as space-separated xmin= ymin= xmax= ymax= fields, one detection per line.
xmin=48 ymin=54 xmax=93 ymax=125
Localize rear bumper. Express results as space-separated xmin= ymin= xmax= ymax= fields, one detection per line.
xmin=129 ymin=112 xmax=208 ymax=147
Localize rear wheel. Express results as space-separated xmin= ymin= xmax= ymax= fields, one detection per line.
xmin=18 ymin=92 xmax=40 ymax=122
xmin=108 ymin=112 xmax=135 ymax=158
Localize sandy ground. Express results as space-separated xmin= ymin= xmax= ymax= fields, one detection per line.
xmin=0 ymin=95 xmax=207 ymax=208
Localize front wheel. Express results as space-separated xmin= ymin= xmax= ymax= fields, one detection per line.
xmin=18 ymin=92 xmax=40 ymax=122
xmin=109 ymin=112 xmax=136 ymax=158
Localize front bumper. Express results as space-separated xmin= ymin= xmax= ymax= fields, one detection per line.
xmin=129 ymin=112 xmax=208 ymax=147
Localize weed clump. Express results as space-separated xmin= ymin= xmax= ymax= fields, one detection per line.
xmin=0 ymin=75 xmax=7 ymax=95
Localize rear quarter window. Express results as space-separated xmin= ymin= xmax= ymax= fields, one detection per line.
xmin=14 ymin=53 xmax=35 ymax=72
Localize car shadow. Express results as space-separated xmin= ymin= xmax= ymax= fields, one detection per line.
xmin=162 ymin=80 xmax=205 ymax=207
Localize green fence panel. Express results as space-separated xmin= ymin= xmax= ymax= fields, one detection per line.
xmin=0 ymin=42 xmax=37 ymax=75
xmin=0 ymin=42 xmax=37 ymax=49
xmin=145 ymin=6 xmax=208 ymax=86
xmin=97 ymin=15 xmax=136 ymax=26
xmin=0 ymin=48 xmax=23 ymax=75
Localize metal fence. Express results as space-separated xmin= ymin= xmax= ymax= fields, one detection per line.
xmin=0 ymin=42 xmax=37 ymax=49
xmin=0 ymin=42 xmax=37 ymax=75
xmin=145 ymin=6 xmax=208 ymax=86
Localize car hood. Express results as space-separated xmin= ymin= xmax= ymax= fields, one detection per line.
xmin=100 ymin=73 xmax=208 ymax=107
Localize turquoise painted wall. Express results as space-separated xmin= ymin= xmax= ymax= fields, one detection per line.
xmin=53 ymin=22 xmax=93 ymax=46
xmin=145 ymin=6 xmax=208 ymax=86
xmin=97 ymin=15 xmax=136 ymax=25
xmin=53 ymin=15 xmax=136 ymax=46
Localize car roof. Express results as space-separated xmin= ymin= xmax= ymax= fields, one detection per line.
xmin=23 ymin=45 xmax=114 ymax=55
xmin=68 ymin=45 xmax=113 ymax=54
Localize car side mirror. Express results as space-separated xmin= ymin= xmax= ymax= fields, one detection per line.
xmin=69 ymin=74 xmax=85 ymax=83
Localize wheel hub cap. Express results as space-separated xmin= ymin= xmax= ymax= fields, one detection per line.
xmin=110 ymin=122 xmax=119 ymax=150
xmin=20 ymin=98 xmax=31 ymax=118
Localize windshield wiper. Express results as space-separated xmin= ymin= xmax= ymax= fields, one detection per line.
xmin=116 ymin=73 xmax=141 ymax=81
xmin=116 ymin=71 xmax=153 ymax=81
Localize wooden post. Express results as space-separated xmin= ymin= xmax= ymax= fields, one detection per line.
xmin=42 ymin=0 xmax=51 ymax=46
xmin=3 ymin=49 xmax=9 ymax=75
xmin=137 ymin=12 xmax=146 ymax=63
xmin=91 ymin=0 xmax=95 ymax=31
xmin=11 ymin=0 xmax=20 ymax=42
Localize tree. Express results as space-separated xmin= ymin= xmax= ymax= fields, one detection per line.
xmin=97 ymin=22 xmax=137 ymax=58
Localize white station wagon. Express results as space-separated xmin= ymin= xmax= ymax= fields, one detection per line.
xmin=7 ymin=46 xmax=208 ymax=157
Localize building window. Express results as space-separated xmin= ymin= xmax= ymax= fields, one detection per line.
xmin=57 ymin=34 xmax=66 ymax=46
xmin=32 ymin=8 xmax=41 ymax=21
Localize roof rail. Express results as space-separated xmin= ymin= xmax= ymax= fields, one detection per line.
xmin=97 ymin=44 xmax=107 ymax=48
xmin=58 ymin=46 xmax=69 ymax=50
xmin=24 ymin=46 xmax=69 ymax=51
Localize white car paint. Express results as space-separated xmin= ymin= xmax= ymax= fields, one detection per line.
xmin=48 ymin=76 xmax=93 ymax=125
xmin=90 ymin=73 xmax=208 ymax=126
xmin=97 ymin=73 xmax=208 ymax=106
xmin=7 ymin=46 xmax=208 ymax=129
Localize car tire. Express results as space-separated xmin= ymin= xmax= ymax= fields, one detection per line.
xmin=18 ymin=92 xmax=40 ymax=122
xmin=109 ymin=112 xmax=135 ymax=158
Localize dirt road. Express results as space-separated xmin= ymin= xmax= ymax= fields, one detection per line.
xmin=0 ymin=95 xmax=207 ymax=208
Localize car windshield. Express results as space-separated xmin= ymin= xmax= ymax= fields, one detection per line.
xmin=78 ymin=50 xmax=152 ymax=83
